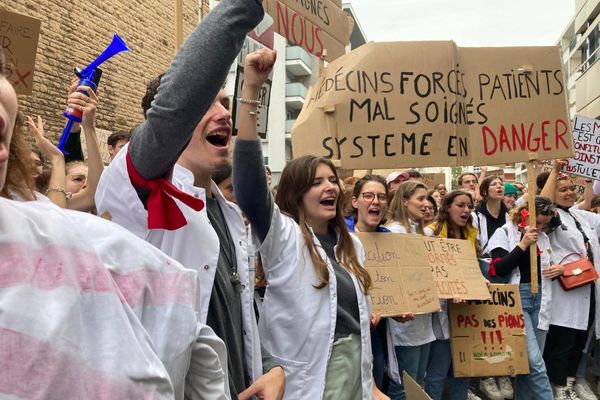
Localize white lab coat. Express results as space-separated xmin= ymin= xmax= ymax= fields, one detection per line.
xmin=257 ymin=205 xmax=374 ymax=399
xmin=96 ymin=145 xmax=263 ymax=395
xmin=0 ymin=198 xmax=174 ymax=399
xmin=487 ymin=222 xmax=554 ymax=330
xmin=546 ymin=208 xmax=600 ymax=333
xmin=472 ymin=210 xmax=509 ymax=253
xmin=384 ymin=222 xmax=436 ymax=384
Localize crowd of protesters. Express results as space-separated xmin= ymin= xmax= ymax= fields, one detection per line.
xmin=2 ymin=0 xmax=600 ymax=399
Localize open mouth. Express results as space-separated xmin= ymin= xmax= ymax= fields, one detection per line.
xmin=320 ymin=197 xmax=336 ymax=208
xmin=368 ymin=208 xmax=381 ymax=217
xmin=206 ymin=130 xmax=229 ymax=147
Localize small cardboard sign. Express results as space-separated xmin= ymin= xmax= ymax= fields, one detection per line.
xmin=0 ymin=10 xmax=41 ymax=95
xmin=403 ymin=372 xmax=432 ymax=400
xmin=262 ymin=0 xmax=351 ymax=62
xmin=292 ymin=42 xmax=573 ymax=169
xmin=356 ymin=233 xmax=440 ymax=317
xmin=450 ymin=284 xmax=529 ymax=377
xmin=422 ymin=237 xmax=490 ymax=300
xmin=565 ymin=115 xmax=600 ymax=180
xmin=233 ymin=35 xmax=273 ymax=139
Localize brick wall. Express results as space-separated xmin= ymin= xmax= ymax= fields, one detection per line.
xmin=3 ymin=0 xmax=198 ymax=145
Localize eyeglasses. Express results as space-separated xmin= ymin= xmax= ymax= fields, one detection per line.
xmin=361 ymin=192 xmax=387 ymax=202
xmin=454 ymin=202 xmax=474 ymax=210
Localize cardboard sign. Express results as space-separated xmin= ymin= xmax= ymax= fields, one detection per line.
xmin=356 ymin=233 xmax=440 ymax=317
xmin=565 ymin=115 xmax=600 ymax=180
xmin=450 ymin=284 xmax=529 ymax=377
xmin=403 ymin=372 xmax=432 ymax=400
xmin=0 ymin=10 xmax=41 ymax=95
xmin=423 ymin=237 xmax=490 ymax=300
xmin=292 ymin=42 xmax=573 ymax=169
xmin=262 ymin=0 xmax=351 ymax=62
xmin=233 ymin=35 xmax=273 ymax=139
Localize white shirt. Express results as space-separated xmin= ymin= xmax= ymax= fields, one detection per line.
xmin=257 ymin=205 xmax=374 ymax=399
xmin=546 ymin=208 xmax=600 ymax=333
xmin=96 ymin=145 xmax=263 ymax=397
xmin=0 ymin=198 xmax=174 ymax=399
xmin=487 ymin=222 xmax=554 ymax=330
xmin=384 ymin=222 xmax=436 ymax=384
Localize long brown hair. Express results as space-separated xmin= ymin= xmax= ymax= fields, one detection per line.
xmin=432 ymin=190 xmax=474 ymax=237
xmin=0 ymin=50 xmax=35 ymax=200
xmin=386 ymin=180 xmax=427 ymax=234
xmin=275 ymin=155 xmax=372 ymax=293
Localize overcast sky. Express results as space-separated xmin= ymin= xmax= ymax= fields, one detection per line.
xmin=347 ymin=0 xmax=575 ymax=47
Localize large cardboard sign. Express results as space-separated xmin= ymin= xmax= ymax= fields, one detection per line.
xmin=292 ymin=42 xmax=573 ymax=169
xmin=565 ymin=115 xmax=600 ymax=180
xmin=450 ymin=284 xmax=529 ymax=377
xmin=0 ymin=10 xmax=41 ymax=95
xmin=233 ymin=34 xmax=273 ymax=139
xmin=356 ymin=233 xmax=440 ymax=317
xmin=356 ymin=233 xmax=490 ymax=317
xmin=423 ymin=237 xmax=490 ymax=300
xmin=262 ymin=0 xmax=351 ymax=62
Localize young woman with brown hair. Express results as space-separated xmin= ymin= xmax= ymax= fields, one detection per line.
xmin=233 ymin=50 xmax=387 ymax=399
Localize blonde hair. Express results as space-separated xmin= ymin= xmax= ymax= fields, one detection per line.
xmin=386 ymin=180 xmax=427 ymax=234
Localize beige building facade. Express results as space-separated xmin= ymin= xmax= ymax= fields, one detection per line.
xmin=560 ymin=0 xmax=600 ymax=119
xmin=4 ymin=1 xmax=198 ymax=144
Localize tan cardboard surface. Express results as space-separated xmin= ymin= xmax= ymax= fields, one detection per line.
xmin=403 ymin=372 xmax=432 ymax=400
xmin=356 ymin=233 xmax=440 ymax=317
xmin=449 ymin=284 xmax=529 ymax=377
xmin=263 ymin=0 xmax=350 ymax=62
xmin=0 ymin=10 xmax=41 ymax=95
xmin=292 ymin=42 xmax=573 ymax=168
xmin=565 ymin=115 xmax=600 ymax=180
xmin=422 ymin=237 xmax=490 ymax=300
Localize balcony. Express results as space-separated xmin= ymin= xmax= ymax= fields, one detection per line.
xmin=285 ymin=119 xmax=296 ymax=139
xmin=285 ymin=82 xmax=307 ymax=110
xmin=285 ymin=46 xmax=313 ymax=77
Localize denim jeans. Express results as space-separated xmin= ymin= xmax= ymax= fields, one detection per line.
xmin=424 ymin=339 xmax=470 ymax=400
xmin=515 ymin=283 xmax=553 ymax=400
xmin=372 ymin=320 xmax=388 ymax=390
xmin=388 ymin=343 xmax=431 ymax=400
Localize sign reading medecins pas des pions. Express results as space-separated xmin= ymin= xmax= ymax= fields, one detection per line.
xmin=292 ymin=41 xmax=574 ymax=169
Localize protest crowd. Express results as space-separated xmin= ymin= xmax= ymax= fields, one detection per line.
xmin=3 ymin=0 xmax=600 ymax=400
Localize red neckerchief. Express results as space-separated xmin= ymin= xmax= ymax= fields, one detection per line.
xmin=126 ymin=150 xmax=204 ymax=230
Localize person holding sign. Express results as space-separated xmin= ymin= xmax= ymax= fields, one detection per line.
xmin=344 ymin=174 xmax=391 ymax=392
xmin=539 ymin=160 xmax=600 ymax=400
xmin=424 ymin=190 xmax=480 ymax=400
xmin=233 ymin=49 xmax=389 ymax=399
xmin=384 ymin=181 xmax=437 ymax=400
xmin=486 ymin=197 xmax=561 ymax=400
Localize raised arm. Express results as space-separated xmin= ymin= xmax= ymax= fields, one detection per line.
xmin=128 ymin=0 xmax=265 ymax=180
xmin=540 ymin=159 xmax=567 ymax=202
xmin=67 ymin=85 xmax=103 ymax=212
xmin=232 ymin=49 xmax=277 ymax=242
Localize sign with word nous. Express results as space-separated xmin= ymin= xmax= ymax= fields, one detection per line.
xmin=450 ymin=284 xmax=529 ymax=377
xmin=292 ymin=41 xmax=573 ymax=169
xmin=566 ymin=115 xmax=600 ymax=180
xmin=0 ymin=10 xmax=41 ymax=95
xmin=262 ymin=0 xmax=351 ymax=62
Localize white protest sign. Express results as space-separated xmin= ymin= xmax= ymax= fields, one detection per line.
xmin=565 ymin=115 xmax=600 ymax=180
